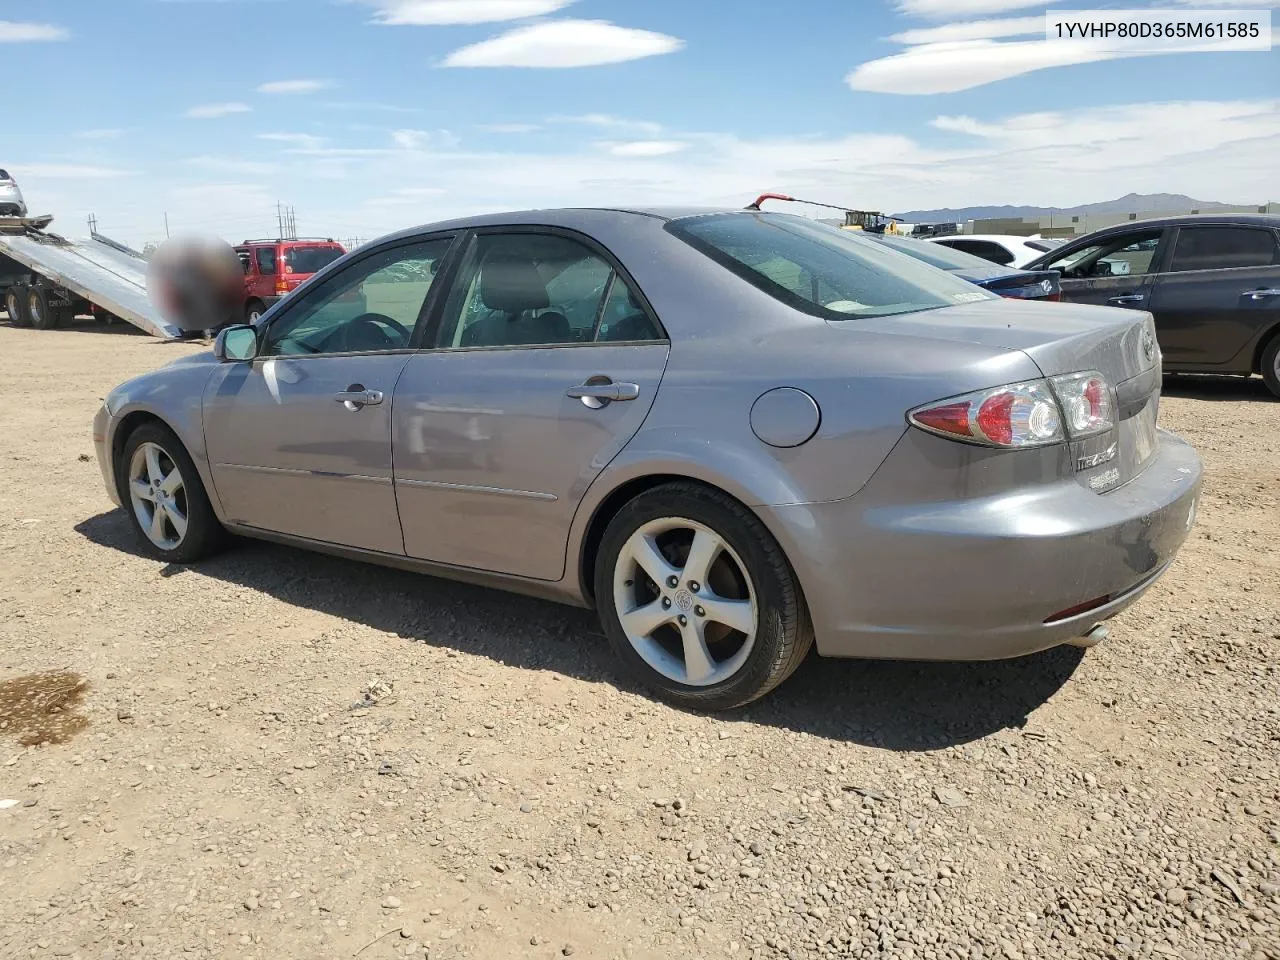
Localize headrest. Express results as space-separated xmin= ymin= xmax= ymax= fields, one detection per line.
xmin=479 ymin=252 xmax=550 ymax=313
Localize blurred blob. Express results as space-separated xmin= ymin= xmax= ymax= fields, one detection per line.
xmin=147 ymin=235 xmax=244 ymax=334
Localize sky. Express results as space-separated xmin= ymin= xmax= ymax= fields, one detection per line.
xmin=4 ymin=0 xmax=1278 ymax=247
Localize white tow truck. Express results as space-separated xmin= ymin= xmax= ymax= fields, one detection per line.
xmin=0 ymin=213 xmax=179 ymax=339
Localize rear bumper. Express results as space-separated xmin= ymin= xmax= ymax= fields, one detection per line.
xmin=760 ymin=429 xmax=1202 ymax=661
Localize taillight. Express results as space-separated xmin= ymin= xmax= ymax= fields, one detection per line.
xmin=1044 ymin=292 xmax=1062 ymax=302
xmin=910 ymin=381 xmax=1063 ymax=448
xmin=1049 ymin=371 xmax=1114 ymax=438
xmin=275 ymin=279 xmax=289 ymax=295
xmin=909 ymin=371 xmax=1115 ymax=448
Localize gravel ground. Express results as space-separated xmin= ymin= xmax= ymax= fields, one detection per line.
xmin=1 ymin=321 xmax=1277 ymax=960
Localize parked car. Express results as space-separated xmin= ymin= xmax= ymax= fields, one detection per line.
xmin=1025 ymin=214 xmax=1280 ymax=397
xmin=94 ymin=208 xmax=1201 ymax=710
xmin=234 ymin=238 xmax=346 ymax=322
xmin=863 ymin=232 xmax=1062 ymax=301
xmin=929 ymin=233 xmax=1062 ymax=268
xmin=0 ymin=168 xmax=27 ymax=218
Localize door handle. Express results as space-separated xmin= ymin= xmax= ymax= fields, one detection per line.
xmin=566 ymin=380 xmax=640 ymax=408
xmin=334 ymin=386 xmax=383 ymax=410
xmin=1245 ymin=288 xmax=1280 ymax=300
xmin=1108 ymin=294 xmax=1146 ymax=305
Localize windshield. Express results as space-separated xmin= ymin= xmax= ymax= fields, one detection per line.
xmin=866 ymin=233 xmax=1001 ymax=272
xmin=666 ymin=213 xmax=994 ymax=320
xmin=285 ymin=246 xmax=344 ymax=274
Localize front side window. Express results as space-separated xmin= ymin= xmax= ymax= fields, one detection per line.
xmin=667 ymin=213 xmax=993 ymax=320
xmin=262 ymin=238 xmax=452 ymax=356
xmin=255 ymin=247 xmax=277 ymax=276
xmin=1047 ymin=230 xmax=1163 ymax=279
xmin=436 ymin=232 xmax=662 ymax=348
xmin=1168 ymin=226 xmax=1280 ymax=272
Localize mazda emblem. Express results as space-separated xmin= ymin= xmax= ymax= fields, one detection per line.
xmin=1141 ymin=329 xmax=1156 ymax=362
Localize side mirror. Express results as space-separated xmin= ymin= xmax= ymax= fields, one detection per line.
xmin=214 ymin=324 xmax=259 ymax=363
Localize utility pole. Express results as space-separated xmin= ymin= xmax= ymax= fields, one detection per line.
xmin=276 ymin=202 xmax=283 ymax=240
xmin=88 ymin=213 xmax=98 ymax=236
xmin=164 ymin=213 xmax=170 ymax=239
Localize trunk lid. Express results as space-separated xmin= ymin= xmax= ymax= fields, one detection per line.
xmin=850 ymin=298 xmax=1162 ymax=491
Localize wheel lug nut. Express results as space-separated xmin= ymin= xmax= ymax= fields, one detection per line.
xmin=666 ymin=576 xmax=679 ymax=588
xmin=662 ymin=597 xmax=672 ymax=609
xmin=688 ymin=581 xmax=700 ymax=592
xmin=695 ymin=605 xmax=705 ymax=617
xmin=678 ymin=615 xmax=688 ymax=626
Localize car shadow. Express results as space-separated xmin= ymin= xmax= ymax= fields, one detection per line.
xmin=1162 ymin=373 xmax=1275 ymax=403
xmin=75 ymin=509 xmax=1084 ymax=752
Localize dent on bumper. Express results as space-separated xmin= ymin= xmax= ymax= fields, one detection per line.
xmin=762 ymin=429 xmax=1203 ymax=661
xmin=93 ymin=403 xmax=121 ymax=507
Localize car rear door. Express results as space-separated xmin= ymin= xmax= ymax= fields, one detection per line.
xmin=392 ymin=227 xmax=670 ymax=582
xmin=1038 ymin=227 xmax=1171 ymax=313
xmin=1145 ymin=224 xmax=1280 ymax=369
xmin=203 ymin=235 xmax=458 ymax=554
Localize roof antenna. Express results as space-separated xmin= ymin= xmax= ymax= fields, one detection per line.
xmin=745 ymin=193 xmax=795 ymax=211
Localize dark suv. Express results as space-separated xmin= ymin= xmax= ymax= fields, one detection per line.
xmin=1027 ymin=214 xmax=1280 ymax=397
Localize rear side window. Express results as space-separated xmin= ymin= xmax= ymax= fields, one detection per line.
xmin=0 ymin=169 xmax=10 ymax=181
xmin=668 ymin=213 xmax=994 ymax=321
xmin=1169 ymin=227 xmax=1280 ymax=272
xmin=255 ymin=247 xmax=277 ymax=275
xmin=285 ymin=246 xmax=345 ymax=274
xmin=939 ymin=239 xmax=1016 ymax=266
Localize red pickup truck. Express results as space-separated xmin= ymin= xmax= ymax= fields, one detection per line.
xmin=234 ymin=238 xmax=346 ymax=322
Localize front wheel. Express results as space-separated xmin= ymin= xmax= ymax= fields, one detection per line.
xmin=594 ymin=482 xmax=813 ymax=711
xmin=1261 ymin=336 xmax=1280 ymax=399
xmin=117 ymin=422 xmax=227 ymax=563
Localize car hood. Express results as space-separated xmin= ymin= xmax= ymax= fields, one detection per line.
xmin=166 ymin=348 xmax=217 ymax=367
xmin=841 ymin=296 xmax=1159 ymax=386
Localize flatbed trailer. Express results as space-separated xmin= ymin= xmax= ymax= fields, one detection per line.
xmin=0 ymin=214 xmax=180 ymax=338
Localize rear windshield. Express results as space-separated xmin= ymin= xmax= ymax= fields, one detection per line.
xmin=285 ymin=246 xmax=344 ymax=274
xmin=666 ymin=213 xmax=994 ymax=320
xmin=866 ymin=233 xmax=999 ymax=272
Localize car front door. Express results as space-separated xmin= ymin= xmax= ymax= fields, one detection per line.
xmin=1145 ymin=225 xmax=1280 ymax=368
xmin=1040 ymin=227 xmax=1170 ymax=313
xmin=392 ymin=228 xmax=670 ymax=581
xmin=203 ymin=236 xmax=457 ymax=554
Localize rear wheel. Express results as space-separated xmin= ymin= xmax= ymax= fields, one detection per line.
xmin=117 ymin=422 xmax=227 ymax=563
xmin=4 ymin=285 xmax=30 ymax=327
xmin=245 ymin=299 xmax=266 ymax=323
xmin=1261 ymin=336 xmax=1280 ymax=399
xmin=594 ymin=482 xmax=813 ymax=711
xmin=27 ymin=285 xmax=59 ymax=330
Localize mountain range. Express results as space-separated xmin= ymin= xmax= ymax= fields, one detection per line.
xmin=891 ymin=193 xmax=1265 ymax=223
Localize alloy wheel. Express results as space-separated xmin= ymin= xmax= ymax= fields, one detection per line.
xmin=612 ymin=517 xmax=758 ymax=687
xmin=128 ymin=441 xmax=189 ymax=550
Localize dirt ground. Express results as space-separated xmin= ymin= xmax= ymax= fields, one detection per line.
xmin=0 ymin=320 xmax=1276 ymax=960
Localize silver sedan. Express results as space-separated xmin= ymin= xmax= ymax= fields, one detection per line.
xmin=93 ymin=208 xmax=1203 ymax=710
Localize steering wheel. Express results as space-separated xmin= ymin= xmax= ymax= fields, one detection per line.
xmin=333 ymin=312 xmax=412 ymax=352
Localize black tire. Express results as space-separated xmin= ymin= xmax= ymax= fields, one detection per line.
xmin=1261 ymin=335 xmax=1280 ymax=399
xmin=5 ymin=285 xmax=30 ymax=327
xmin=245 ymin=299 xmax=267 ymax=323
xmin=27 ymin=285 xmax=59 ymax=330
xmin=594 ymin=482 xmax=814 ymax=711
xmin=116 ymin=421 xmax=227 ymax=563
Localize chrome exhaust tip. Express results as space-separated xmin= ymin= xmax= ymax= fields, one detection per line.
xmin=1067 ymin=624 xmax=1109 ymax=649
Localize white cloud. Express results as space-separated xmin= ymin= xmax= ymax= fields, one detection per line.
xmin=607 ymin=141 xmax=687 ymax=157
xmin=896 ymin=0 xmax=1050 ymax=17
xmin=257 ymin=79 xmax=332 ymax=95
xmin=549 ymin=113 xmax=663 ymax=135
xmin=478 ymin=123 xmax=541 ymax=133
xmin=257 ymin=132 xmax=329 ymax=149
xmin=443 ymin=19 xmax=684 ymax=68
xmin=390 ymin=128 xmax=460 ymax=150
xmin=74 ymin=129 xmax=126 ymax=141
xmin=889 ymin=15 xmax=1043 ymax=45
xmin=365 ymin=0 xmax=575 ymax=25
xmin=0 ymin=21 xmax=69 ymax=42
xmin=848 ymin=37 xmax=1121 ymax=94
xmin=185 ymin=102 xmax=252 ymax=119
